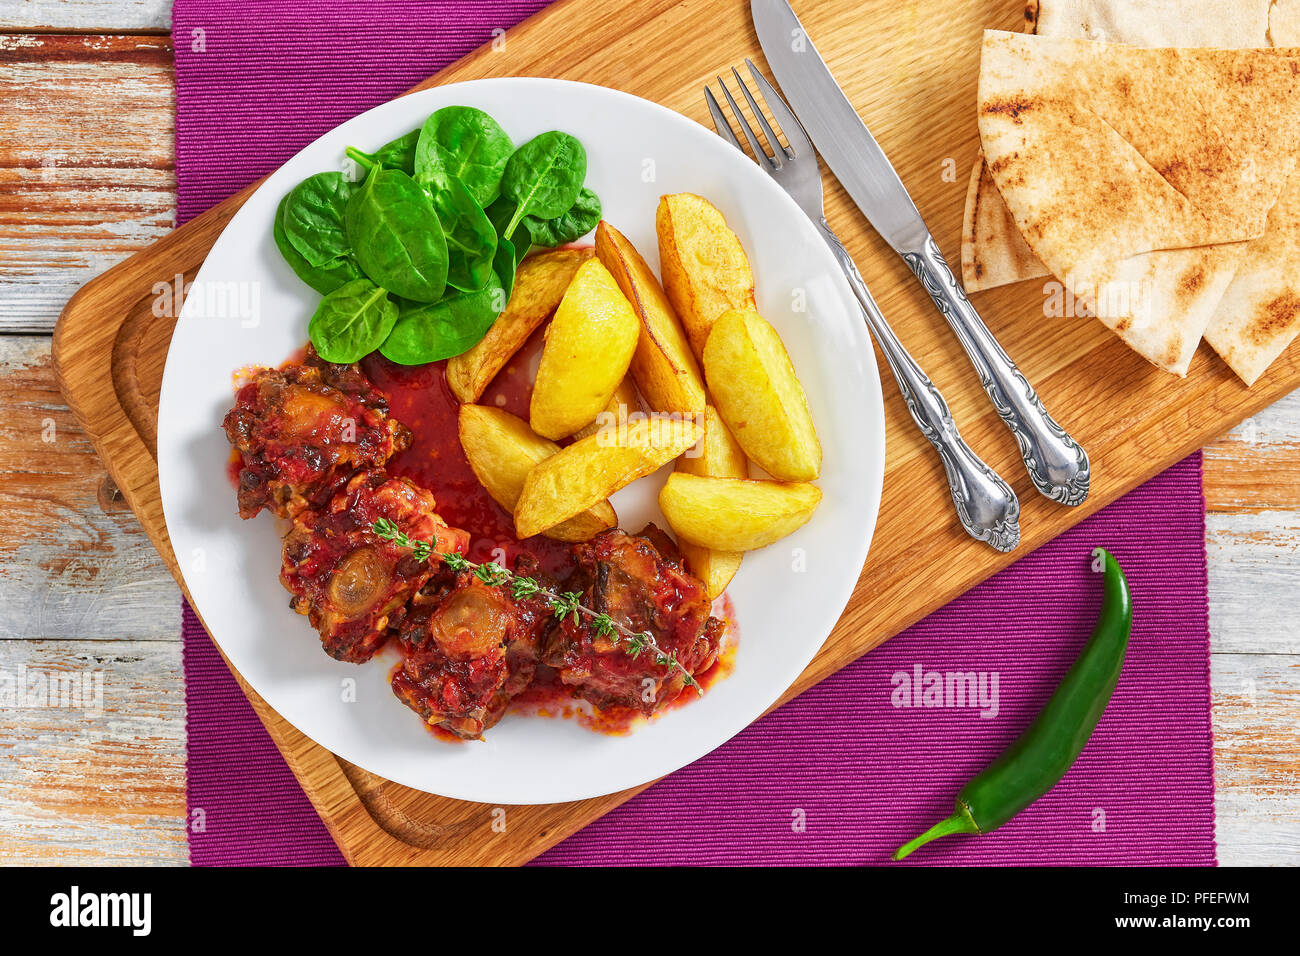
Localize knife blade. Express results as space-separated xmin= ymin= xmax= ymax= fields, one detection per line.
xmin=750 ymin=0 xmax=931 ymax=255
xmin=751 ymin=0 xmax=1092 ymax=508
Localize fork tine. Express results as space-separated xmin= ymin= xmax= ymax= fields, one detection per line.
xmin=716 ymin=74 xmax=773 ymax=168
xmin=731 ymin=65 xmax=784 ymax=166
xmin=704 ymin=86 xmax=744 ymax=152
xmin=745 ymin=59 xmax=813 ymax=160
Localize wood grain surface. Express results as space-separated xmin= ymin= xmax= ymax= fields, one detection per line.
xmin=0 ymin=33 xmax=175 ymax=333
xmin=2 ymin=2 xmax=1297 ymax=865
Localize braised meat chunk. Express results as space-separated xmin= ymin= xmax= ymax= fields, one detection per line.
xmin=544 ymin=526 xmax=725 ymax=715
xmin=223 ymin=350 xmax=410 ymax=519
xmin=392 ymin=558 xmax=553 ymax=740
xmin=281 ymin=472 xmax=469 ymax=663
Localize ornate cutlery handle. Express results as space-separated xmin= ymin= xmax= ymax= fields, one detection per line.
xmin=902 ymin=235 xmax=1090 ymax=506
xmin=817 ymin=220 xmax=1020 ymax=552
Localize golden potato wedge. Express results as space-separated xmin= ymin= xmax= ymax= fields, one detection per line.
xmin=571 ymin=376 xmax=642 ymax=441
xmin=530 ymin=258 xmax=640 ymax=440
xmin=658 ymin=473 xmax=821 ymax=551
xmin=677 ymin=405 xmax=748 ymax=479
xmin=674 ymin=406 xmax=749 ymax=598
xmin=446 ymin=247 xmax=592 ymax=403
xmin=594 ymin=220 xmax=707 ymax=414
xmin=515 ymin=415 xmax=703 ymax=539
xmin=703 ymin=309 xmax=822 ymax=482
xmin=458 ymin=404 xmax=616 ymax=542
xmin=676 ymin=540 xmax=741 ymax=602
xmin=656 ymin=193 xmax=757 ymax=360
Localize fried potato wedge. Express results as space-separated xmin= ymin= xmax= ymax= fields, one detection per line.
xmin=656 ymin=193 xmax=757 ymax=360
xmin=515 ymin=415 xmax=703 ymax=539
xmin=571 ymin=376 xmax=642 ymax=441
xmin=673 ymin=406 xmax=749 ymax=598
xmin=446 ymin=248 xmax=592 ymax=404
xmin=530 ymin=258 xmax=640 ymax=440
xmin=675 ymin=540 xmax=742 ymax=603
xmin=658 ymin=474 xmax=821 ymax=551
xmin=595 ymin=220 xmax=707 ymax=414
xmin=703 ymin=309 xmax=821 ymax=482
xmin=677 ymin=405 xmax=748 ymax=479
xmin=458 ymin=404 xmax=616 ymax=542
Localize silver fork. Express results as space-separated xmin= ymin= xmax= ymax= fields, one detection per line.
xmin=706 ymin=63 xmax=1021 ymax=552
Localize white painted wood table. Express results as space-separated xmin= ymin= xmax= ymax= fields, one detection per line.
xmin=0 ymin=1 xmax=1294 ymax=866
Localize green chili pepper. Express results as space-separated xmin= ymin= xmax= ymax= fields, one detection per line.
xmin=892 ymin=547 xmax=1133 ymax=861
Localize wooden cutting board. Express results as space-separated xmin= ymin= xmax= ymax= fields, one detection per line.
xmin=52 ymin=0 xmax=1300 ymax=865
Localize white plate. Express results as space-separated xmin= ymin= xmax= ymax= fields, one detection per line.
xmin=158 ymin=78 xmax=884 ymax=804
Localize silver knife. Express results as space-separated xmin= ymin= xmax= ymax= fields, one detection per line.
xmin=751 ymin=0 xmax=1090 ymax=506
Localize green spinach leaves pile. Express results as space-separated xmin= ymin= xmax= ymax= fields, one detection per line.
xmin=273 ymin=106 xmax=601 ymax=365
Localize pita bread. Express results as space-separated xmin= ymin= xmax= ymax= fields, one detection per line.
xmin=1273 ymin=2 xmax=1300 ymax=47
xmin=961 ymin=149 xmax=1049 ymax=292
xmin=961 ymin=138 xmax=1250 ymax=373
xmin=964 ymin=2 xmax=1300 ymax=383
xmin=1034 ymin=0 xmax=1272 ymax=47
xmin=1204 ymin=181 xmax=1300 ymax=383
xmin=961 ymin=1 xmax=1274 ymax=293
xmin=1205 ymin=4 xmax=1300 ymax=382
xmin=978 ymin=31 xmax=1300 ymax=373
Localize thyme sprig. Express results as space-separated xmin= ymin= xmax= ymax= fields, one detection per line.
xmin=373 ymin=518 xmax=700 ymax=694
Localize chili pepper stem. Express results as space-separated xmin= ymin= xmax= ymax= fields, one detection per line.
xmin=891 ymin=802 xmax=980 ymax=861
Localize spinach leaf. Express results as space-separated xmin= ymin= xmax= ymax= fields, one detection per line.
xmin=500 ymin=131 xmax=586 ymax=239
xmin=379 ymin=274 xmax=505 ymax=364
xmin=485 ymin=194 xmax=523 ymax=243
xmin=414 ymin=106 xmax=514 ymax=208
xmin=493 ymin=234 xmax=517 ymax=302
xmin=423 ymin=170 xmax=498 ymax=293
xmin=520 ymin=186 xmax=601 ymax=247
xmin=344 ymin=167 xmax=449 ymax=303
xmin=346 ymin=128 xmax=420 ymax=176
xmin=307 ymin=277 xmax=398 ymax=363
xmin=273 ymin=194 xmax=362 ymax=295
xmin=484 ymin=196 xmax=524 ymax=300
xmin=282 ymin=172 xmax=354 ymax=267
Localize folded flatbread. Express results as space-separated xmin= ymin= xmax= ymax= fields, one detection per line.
xmin=977 ymin=30 xmax=1300 ymax=374
xmin=962 ymin=151 xmax=1049 ymax=291
xmin=964 ymin=1 xmax=1277 ymax=294
xmin=964 ymin=1 xmax=1300 ymax=383
xmin=1203 ymin=182 xmax=1300 ymax=382
xmin=1033 ymin=0 xmax=1272 ymax=49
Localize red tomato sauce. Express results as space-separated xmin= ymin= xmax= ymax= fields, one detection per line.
xmin=358 ymin=342 xmax=739 ymax=739
xmin=226 ymin=449 xmax=243 ymax=488
xmin=361 ymin=340 xmax=574 ymax=580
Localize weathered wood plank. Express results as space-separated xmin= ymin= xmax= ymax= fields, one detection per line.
xmin=0 ymin=0 xmax=169 ymax=33
xmin=1204 ymin=393 xmax=1300 ymax=657
xmin=0 ymin=639 xmax=186 ymax=865
xmin=1212 ymin=654 xmax=1300 ymax=866
xmin=1204 ymin=392 xmax=1300 ymax=512
xmin=0 ymin=33 xmax=175 ymax=333
xmin=1207 ymin=511 xmax=1300 ymax=656
xmin=0 ymin=336 xmax=180 ymax=640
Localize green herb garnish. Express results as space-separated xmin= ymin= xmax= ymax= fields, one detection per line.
xmin=372 ymin=519 xmax=700 ymax=694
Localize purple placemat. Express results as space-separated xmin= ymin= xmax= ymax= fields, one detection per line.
xmin=174 ymin=0 xmax=1216 ymax=866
